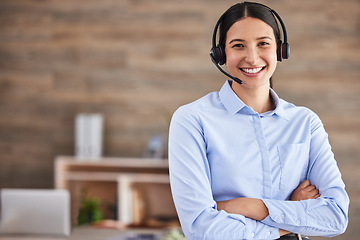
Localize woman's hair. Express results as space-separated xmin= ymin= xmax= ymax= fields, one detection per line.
xmin=219 ymin=2 xmax=281 ymax=47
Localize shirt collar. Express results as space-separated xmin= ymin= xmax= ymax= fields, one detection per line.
xmin=219 ymin=80 xmax=289 ymax=120
xmin=219 ymin=80 xmax=247 ymax=115
xmin=268 ymin=88 xmax=289 ymax=120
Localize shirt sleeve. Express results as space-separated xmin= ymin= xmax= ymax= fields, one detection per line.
xmin=261 ymin=110 xmax=349 ymax=237
xmin=169 ymin=106 xmax=280 ymax=240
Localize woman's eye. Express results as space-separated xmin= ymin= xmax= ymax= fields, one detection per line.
xmin=232 ymin=44 xmax=244 ymax=48
xmin=259 ymin=42 xmax=270 ymax=46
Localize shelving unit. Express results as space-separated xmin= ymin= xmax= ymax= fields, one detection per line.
xmin=54 ymin=156 xmax=175 ymax=226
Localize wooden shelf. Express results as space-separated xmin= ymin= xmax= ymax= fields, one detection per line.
xmin=54 ymin=156 xmax=173 ymax=226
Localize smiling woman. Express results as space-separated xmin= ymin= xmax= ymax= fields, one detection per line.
xmin=168 ymin=2 xmax=349 ymax=240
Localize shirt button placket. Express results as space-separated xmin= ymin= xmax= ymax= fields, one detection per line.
xmin=252 ymin=114 xmax=272 ymax=198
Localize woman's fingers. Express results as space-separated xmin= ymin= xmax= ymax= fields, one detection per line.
xmin=298 ymin=179 xmax=311 ymax=189
xmin=304 ymin=184 xmax=316 ymax=191
xmin=309 ymin=187 xmax=320 ymax=198
xmin=314 ymin=193 xmax=321 ymax=199
xmin=291 ymin=180 xmax=321 ymax=201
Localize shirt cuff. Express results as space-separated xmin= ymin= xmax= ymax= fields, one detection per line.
xmin=261 ymin=199 xmax=307 ymax=229
xmin=228 ymin=213 xmax=280 ymax=239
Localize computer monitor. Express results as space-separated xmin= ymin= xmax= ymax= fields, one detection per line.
xmin=0 ymin=189 xmax=71 ymax=236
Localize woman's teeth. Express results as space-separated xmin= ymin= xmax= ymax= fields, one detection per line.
xmin=241 ymin=67 xmax=263 ymax=73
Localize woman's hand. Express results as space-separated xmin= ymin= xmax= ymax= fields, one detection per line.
xmin=291 ymin=179 xmax=321 ymax=201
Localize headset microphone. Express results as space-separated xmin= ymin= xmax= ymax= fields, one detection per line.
xmin=209 ymin=2 xmax=290 ymax=85
xmin=210 ymin=52 xmax=243 ymax=84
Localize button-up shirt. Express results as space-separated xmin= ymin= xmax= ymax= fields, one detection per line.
xmin=168 ymin=80 xmax=349 ymax=239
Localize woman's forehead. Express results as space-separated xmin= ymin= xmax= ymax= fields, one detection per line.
xmin=226 ymin=17 xmax=275 ymax=40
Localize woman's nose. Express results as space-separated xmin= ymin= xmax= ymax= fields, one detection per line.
xmin=245 ymin=47 xmax=259 ymax=65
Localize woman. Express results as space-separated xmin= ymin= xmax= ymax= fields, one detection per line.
xmin=168 ymin=2 xmax=349 ymax=240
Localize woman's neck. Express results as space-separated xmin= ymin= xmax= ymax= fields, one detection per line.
xmin=231 ymin=82 xmax=274 ymax=114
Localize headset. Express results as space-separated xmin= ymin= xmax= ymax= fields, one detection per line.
xmin=209 ymin=2 xmax=290 ymax=85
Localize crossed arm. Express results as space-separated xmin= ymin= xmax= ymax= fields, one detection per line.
xmin=217 ymin=180 xmax=320 ymax=236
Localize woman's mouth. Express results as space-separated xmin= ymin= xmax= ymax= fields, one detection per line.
xmin=239 ymin=67 xmax=265 ymax=75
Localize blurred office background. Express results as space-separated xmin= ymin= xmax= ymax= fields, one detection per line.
xmin=0 ymin=0 xmax=359 ymax=239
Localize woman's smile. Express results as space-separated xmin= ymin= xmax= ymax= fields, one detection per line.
xmin=240 ymin=66 xmax=266 ymax=76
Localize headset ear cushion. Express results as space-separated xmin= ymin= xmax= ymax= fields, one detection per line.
xmin=282 ymin=42 xmax=290 ymax=60
xmin=277 ymin=40 xmax=290 ymax=62
xmin=210 ymin=44 xmax=226 ymax=65
xmin=218 ymin=44 xmax=226 ymax=65
xmin=210 ymin=47 xmax=220 ymax=64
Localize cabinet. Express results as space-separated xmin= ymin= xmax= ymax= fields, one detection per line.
xmin=54 ymin=156 xmax=177 ymax=227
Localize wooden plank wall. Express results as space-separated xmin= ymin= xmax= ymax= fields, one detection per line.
xmin=0 ymin=0 xmax=359 ymax=238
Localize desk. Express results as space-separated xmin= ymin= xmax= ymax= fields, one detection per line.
xmin=0 ymin=227 xmax=164 ymax=240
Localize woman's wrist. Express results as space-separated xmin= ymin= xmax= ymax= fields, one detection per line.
xmin=279 ymin=229 xmax=291 ymax=236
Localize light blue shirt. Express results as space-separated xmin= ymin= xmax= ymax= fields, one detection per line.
xmin=168 ymin=80 xmax=349 ymax=240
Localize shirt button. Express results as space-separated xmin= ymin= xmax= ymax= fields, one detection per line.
xmin=296 ymin=219 xmax=301 ymax=225
xmin=267 ymin=232 xmax=271 ymax=236
xmin=281 ymin=214 xmax=285 ymax=219
xmin=251 ymin=233 xmax=255 ymax=238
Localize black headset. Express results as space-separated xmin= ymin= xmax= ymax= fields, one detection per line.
xmin=209 ymin=2 xmax=290 ymax=85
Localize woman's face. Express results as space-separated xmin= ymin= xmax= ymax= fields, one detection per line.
xmin=225 ymin=17 xmax=278 ymax=89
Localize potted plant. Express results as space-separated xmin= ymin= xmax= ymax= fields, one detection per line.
xmin=77 ymin=190 xmax=103 ymax=225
